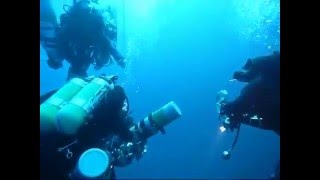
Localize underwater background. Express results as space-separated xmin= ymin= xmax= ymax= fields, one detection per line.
xmin=40 ymin=0 xmax=280 ymax=179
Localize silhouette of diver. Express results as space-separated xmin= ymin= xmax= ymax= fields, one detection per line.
xmin=220 ymin=51 xmax=280 ymax=135
xmin=218 ymin=51 xmax=280 ymax=179
xmin=40 ymin=0 xmax=126 ymax=80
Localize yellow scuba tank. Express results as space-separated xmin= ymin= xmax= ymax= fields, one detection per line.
xmin=56 ymin=76 xmax=115 ymax=135
xmin=40 ymin=78 xmax=87 ymax=134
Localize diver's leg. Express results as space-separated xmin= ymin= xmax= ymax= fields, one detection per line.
xmin=40 ymin=0 xmax=58 ymax=26
xmin=106 ymin=37 xmax=125 ymax=65
xmin=40 ymin=0 xmax=64 ymax=69
xmin=41 ymin=24 xmax=64 ymax=70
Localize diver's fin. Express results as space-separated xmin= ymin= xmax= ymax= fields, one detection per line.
xmin=40 ymin=0 xmax=59 ymax=52
xmin=40 ymin=89 xmax=58 ymax=104
xmin=40 ymin=0 xmax=58 ymax=27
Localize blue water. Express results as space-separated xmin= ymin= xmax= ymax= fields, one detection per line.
xmin=40 ymin=0 xmax=280 ymax=179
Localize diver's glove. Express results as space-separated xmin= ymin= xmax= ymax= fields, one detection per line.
xmin=47 ymin=58 xmax=63 ymax=69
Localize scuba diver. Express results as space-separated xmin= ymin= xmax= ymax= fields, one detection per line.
xmin=40 ymin=74 xmax=182 ymax=180
xmin=40 ymin=75 xmax=142 ymax=180
xmin=216 ymin=51 xmax=280 ymax=179
xmin=218 ymin=51 xmax=280 ymax=135
xmin=40 ymin=0 xmax=126 ymax=80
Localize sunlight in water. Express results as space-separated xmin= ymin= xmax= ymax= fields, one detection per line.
xmin=232 ymin=0 xmax=280 ymax=49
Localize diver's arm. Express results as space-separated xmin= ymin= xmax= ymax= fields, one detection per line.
xmin=105 ymin=37 xmax=126 ymax=68
xmin=111 ymin=118 xmax=148 ymax=167
xmin=221 ymin=78 xmax=262 ymax=117
xmin=224 ymin=77 xmax=281 ymax=132
xmin=110 ymin=47 xmax=126 ymax=68
xmin=117 ymin=116 xmax=135 ymax=142
xmin=40 ymin=0 xmax=59 ymax=54
xmin=110 ymin=46 xmax=124 ymax=62
xmin=41 ymin=28 xmax=64 ymax=70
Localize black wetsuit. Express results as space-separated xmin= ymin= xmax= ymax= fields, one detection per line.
xmin=221 ymin=51 xmax=280 ymax=135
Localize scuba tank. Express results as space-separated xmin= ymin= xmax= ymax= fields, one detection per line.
xmin=56 ymin=76 xmax=115 ymax=135
xmin=40 ymin=78 xmax=87 ymax=134
xmin=40 ymin=75 xmax=117 ymax=135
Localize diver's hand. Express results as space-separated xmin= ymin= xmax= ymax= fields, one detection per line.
xmin=112 ymin=140 xmax=147 ymax=167
xmin=129 ymin=130 xmax=148 ymax=160
xmin=132 ymin=140 xmax=147 ymax=161
xmin=47 ymin=58 xmax=63 ymax=69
